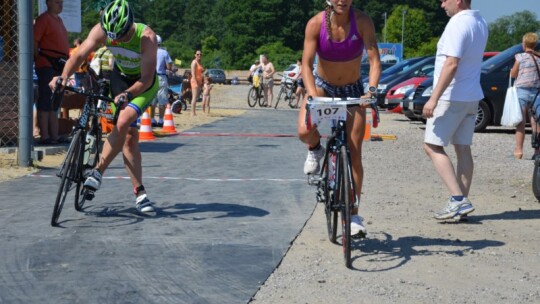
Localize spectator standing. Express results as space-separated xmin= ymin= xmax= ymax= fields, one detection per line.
xmin=202 ymin=76 xmax=213 ymax=114
xmin=509 ymin=32 xmax=540 ymax=159
xmin=248 ymin=59 xmax=260 ymax=84
xmin=33 ymin=0 xmax=70 ymax=145
xmin=422 ymin=0 xmax=488 ymax=220
xmin=190 ymin=50 xmax=205 ymax=116
xmin=91 ymin=44 xmax=114 ymax=81
xmin=69 ymin=38 xmax=90 ymax=89
xmin=293 ymin=57 xmax=305 ymax=108
xmin=260 ymin=54 xmax=275 ymax=107
xmin=149 ymin=35 xmax=173 ymax=127
xmin=50 ymin=0 xmax=159 ymax=213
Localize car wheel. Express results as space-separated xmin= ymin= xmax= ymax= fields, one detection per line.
xmin=474 ymin=100 xmax=491 ymax=132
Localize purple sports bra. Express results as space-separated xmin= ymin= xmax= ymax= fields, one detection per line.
xmin=317 ymin=8 xmax=364 ymax=62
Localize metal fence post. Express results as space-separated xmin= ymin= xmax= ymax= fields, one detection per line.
xmin=18 ymin=0 xmax=33 ymax=167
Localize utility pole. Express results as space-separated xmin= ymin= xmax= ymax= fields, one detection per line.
xmin=383 ymin=12 xmax=387 ymax=43
xmin=401 ymin=9 xmax=407 ymax=57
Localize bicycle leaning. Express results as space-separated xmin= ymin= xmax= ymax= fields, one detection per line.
xmin=50 ymin=77 xmax=124 ymax=227
xmin=275 ymin=76 xmax=298 ymax=109
xmin=247 ymin=69 xmax=265 ymax=108
xmin=306 ymin=88 xmax=379 ymax=268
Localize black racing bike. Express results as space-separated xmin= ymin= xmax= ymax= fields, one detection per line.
xmin=50 ymin=77 xmax=124 ymax=226
xmin=306 ymin=90 xmax=379 ymax=268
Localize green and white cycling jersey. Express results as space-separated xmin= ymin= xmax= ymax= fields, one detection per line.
xmin=105 ymin=22 xmax=158 ymax=122
xmin=106 ymin=23 xmax=146 ymax=77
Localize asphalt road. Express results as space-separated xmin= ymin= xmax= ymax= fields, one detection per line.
xmin=0 ymin=109 xmax=313 ymax=304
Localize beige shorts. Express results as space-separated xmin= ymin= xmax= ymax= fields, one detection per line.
xmin=424 ymin=100 xmax=479 ymax=146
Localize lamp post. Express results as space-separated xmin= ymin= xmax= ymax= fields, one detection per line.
xmin=401 ymin=9 xmax=407 ymax=56
xmin=383 ymin=12 xmax=387 ymax=43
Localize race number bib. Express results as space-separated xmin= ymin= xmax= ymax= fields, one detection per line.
xmin=308 ymin=104 xmax=347 ymax=126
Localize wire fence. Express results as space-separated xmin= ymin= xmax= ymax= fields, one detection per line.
xmin=0 ymin=0 xmax=19 ymax=147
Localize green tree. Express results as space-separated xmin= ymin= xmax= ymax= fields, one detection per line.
xmin=384 ymin=5 xmax=432 ymax=58
xmin=486 ymin=11 xmax=540 ymax=51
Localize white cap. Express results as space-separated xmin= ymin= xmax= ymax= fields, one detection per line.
xmin=156 ymin=35 xmax=162 ymax=45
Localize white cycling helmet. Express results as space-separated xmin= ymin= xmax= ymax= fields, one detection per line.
xmin=156 ymin=35 xmax=162 ymax=45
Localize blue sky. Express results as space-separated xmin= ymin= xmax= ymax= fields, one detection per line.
xmin=472 ymin=0 xmax=540 ymax=24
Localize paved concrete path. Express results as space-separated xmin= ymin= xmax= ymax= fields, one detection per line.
xmin=0 ymin=109 xmax=315 ymax=304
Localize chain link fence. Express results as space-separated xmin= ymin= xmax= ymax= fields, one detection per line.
xmin=0 ymin=0 xmax=19 ymax=147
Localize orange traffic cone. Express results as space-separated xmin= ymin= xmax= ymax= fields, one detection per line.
xmin=161 ymin=104 xmax=177 ymax=134
xmin=363 ymin=111 xmax=372 ymax=141
xmin=139 ymin=109 xmax=156 ymax=141
xmin=389 ymin=104 xmax=403 ymax=114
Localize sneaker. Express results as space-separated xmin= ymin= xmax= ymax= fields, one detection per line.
xmin=434 ymin=197 xmax=475 ymax=220
xmin=136 ymin=194 xmax=155 ymax=213
xmin=83 ymin=169 xmax=102 ymax=191
xmin=151 ymin=120 xmax=158 ymax=127
xmin=157 ymin=120 xmax=164 ymax=128
xmin=303 ymin=145 xmax=325 ymax=175
xmin=351 ymin=215 xmax=367 ymax=236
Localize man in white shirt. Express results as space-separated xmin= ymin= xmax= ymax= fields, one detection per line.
xmin=422 ymin=0 xmax=488 ymax=220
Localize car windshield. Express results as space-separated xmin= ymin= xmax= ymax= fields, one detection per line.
xmin=381 ymin=57 xmax=424 ymax=76
xmin=481 ymin=44 xmax=521 ymax=73
xmin=395 ymin=57 xmax=434 ymax=76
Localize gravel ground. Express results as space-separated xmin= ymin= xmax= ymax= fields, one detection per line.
xmin=250 ymin=94 xmax=540 ymax=303
xmin=2 ymin=85 xmax=540 ymax=303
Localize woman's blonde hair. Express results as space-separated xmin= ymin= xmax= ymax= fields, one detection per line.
xmin=523 ymin=32 xmax=538 ymax=49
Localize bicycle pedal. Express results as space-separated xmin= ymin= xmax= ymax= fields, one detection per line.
xmin=307 ymin=174 xmax=322 ymax=186
xmin=352 ymin=231 xmax=366 ymax=239
xmin=84 ymin=190 xmax=95 ymax=201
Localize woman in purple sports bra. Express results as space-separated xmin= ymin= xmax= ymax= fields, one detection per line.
xmin=298 ymin=0 xmax=381 ymax=236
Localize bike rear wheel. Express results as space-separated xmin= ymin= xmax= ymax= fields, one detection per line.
xmin=533 ymin=156 xmax=540 ymax=201
xmin=338 ymin=145 xmax=352 ymax=268
xmin=288 ymin=91 xmax=297 ymax=109
xmin=247 ymin=87 xmax=258 ymax=108
xmin=51 ymin=129 xmax=84 ymax=226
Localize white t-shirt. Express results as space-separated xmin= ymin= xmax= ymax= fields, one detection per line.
xmin=434 ymin=10 xmax=488 ymax=102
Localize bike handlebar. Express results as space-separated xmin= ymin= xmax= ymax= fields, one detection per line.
xmin=52 ymin=78 xmax=125 ymax=125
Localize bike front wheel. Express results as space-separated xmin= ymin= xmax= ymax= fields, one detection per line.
xmin=275 ymin=86 xmax=285 ymax=109
xmin=325 ymin=150 xmax=338 ymax=243
xmin=338 ymin=145 xmax=352 ymax=268
xmin=247 ymin=87 xmax=258 ymax=108
xmin=52 ymin=129 xmax=84 ymax=226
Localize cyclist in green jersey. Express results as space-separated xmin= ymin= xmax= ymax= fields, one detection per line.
xmin=50 ymin=0 xmax=159 ymax=213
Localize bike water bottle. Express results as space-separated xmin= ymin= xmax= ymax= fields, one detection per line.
xmin=83 ymin=134 xmax=95 ymax=165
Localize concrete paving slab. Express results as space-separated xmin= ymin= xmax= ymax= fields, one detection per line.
xmin=0 ymin=109 xmax=315 ymax=304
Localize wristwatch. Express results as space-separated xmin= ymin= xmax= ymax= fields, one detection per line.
xmin=368 ymin=86 xmax=377 ymax=95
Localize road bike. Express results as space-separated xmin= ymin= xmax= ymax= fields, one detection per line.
xmin=275 ymin=77 xmax=298 ymax=109
xmin=50 ymin=77 xmax=124 ymax=227
xmin=529 ymin=94 xmax=540 ymax=201
xmin=247 ymin=71 xmax=265 ymax=108
xmin=306 ymin=92 xmax=379 ymax=268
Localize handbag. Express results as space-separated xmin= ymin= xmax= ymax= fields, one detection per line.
xmin=500 ymin=75 xmax=522 ymax=127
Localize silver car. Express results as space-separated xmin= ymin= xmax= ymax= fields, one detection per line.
xmin=205 ymin=68 xmax=227 ymax=84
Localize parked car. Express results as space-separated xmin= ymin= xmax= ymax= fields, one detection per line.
xmin=281 ymin=64 xmax=299 ymax=84
xmin=410 ymin=46 xmax=535 ymax=132
xmin=384 ymin=72 xmax=433 ymax=110
xmin=205 ymin=68 xmax=226 ymax=84
xmin=360 ymin=61 xmax=396 ymax=79
xmin=390 ymin=52 xmax=500 ymax=115
xmin=362 ymin=56 xmax=428 ymax=84
xmin=373 ymin=56 xmax=435 ymax=108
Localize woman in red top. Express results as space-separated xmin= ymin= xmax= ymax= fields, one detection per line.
xmin=190 ymin=50 xmax=205 ymax=116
